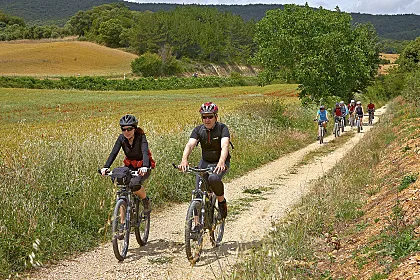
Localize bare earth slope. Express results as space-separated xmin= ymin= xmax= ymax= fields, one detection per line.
xmin=30 ymin=107 xmax=387 ymax=280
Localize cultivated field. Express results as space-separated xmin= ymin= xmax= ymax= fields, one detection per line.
xmin=378 ymin=52 xmax=400 ymax=75
xmin=0 ymin=40 xmax=138 ymax=77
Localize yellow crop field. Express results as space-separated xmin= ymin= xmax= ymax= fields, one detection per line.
xmin=0 ymin=40 xmax=138 ymax=77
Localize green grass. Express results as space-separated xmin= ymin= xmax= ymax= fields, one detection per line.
xmin=0 ymin=84 xmax=318 ymax=278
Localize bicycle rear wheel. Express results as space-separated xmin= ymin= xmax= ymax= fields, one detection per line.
xmin=112 ymin=199 xmax=130 ymax=261
xmin=134 ymin=197 xmax=150 ymax=246
xmin=185 ymin=200 xmax=203 ymax=265
xmin=210 ymin=196 xmax=225 ymax=247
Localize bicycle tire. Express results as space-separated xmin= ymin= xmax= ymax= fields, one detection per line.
xmin=319 ymin=126 xmax=324 ymax=144
xmin=357 ymin=120 xmax=361 ymax=133
xmin=341 ymin=119 xmax=345 ymax=132
xmin=134 ymin=197 xmax=150 ymax=246
xmin=334 ymin=123 xmax=338 ymax=137
xmin=185 ymin=200 xmax=203 ymax=264
xmin=112 ymin=199 xmax=130 ymax=261
xmin=209 ymin=196 xmax=225 ymax=247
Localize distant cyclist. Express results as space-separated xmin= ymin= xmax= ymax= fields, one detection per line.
xmin=339 ymin=101 xmax=348 ymax=126
xmin=348 ymin=100 xmax=356 ymax=115
xmin=315 ymin=105 xmax=329 ymax=138
xmin=333 ymin=102 xmax=343 ymax=123
xmin=348 ymin=100 xmax=356 ymax=126
xmin=355 ymin=101 xmax=364 ymax=130
xmin=367 ymin=101 xmax=375 ymax=120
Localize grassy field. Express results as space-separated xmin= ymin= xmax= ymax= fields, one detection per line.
xmin=0 ymin=40 xmax=137 ymax=77
xmin=0 ymin=84 xmax=318 ymax=277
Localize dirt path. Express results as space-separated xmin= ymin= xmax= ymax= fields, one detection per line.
xmin=30 ymin=107 xmax=387 ymax=280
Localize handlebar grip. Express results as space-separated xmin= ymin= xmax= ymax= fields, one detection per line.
xmin=172 ymin=163 xmax=178 ymax=169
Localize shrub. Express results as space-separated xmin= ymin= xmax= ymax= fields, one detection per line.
xmin=131 ymin=52 xmax=163 ymax=77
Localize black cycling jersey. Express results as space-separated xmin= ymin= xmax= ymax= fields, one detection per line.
xmin=190 ymin=122 xmax=231 ymax=163
xmin=104 ymin=132 xmax=150 ymax=168
xmin=355 ymin=106 xmax=363 ymax=116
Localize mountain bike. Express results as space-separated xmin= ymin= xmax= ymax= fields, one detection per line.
xmin=349 ymin=112 xmax=355 ymax=128
xmin=356 ymin=115 xmax=362 ymax=133
xmin=333 ymin=117 xmax=341 ymax=137
xmin=368 ymin=110 xmax=374 ymax=125
xmin=172 ymin=163 xmax=225 ymax=265
xmin=315 ymin=119 xmax=326 ymax=144
xmin=101 ymin=167 xmax=150 ymax=261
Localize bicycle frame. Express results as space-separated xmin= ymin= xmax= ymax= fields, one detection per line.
xmin=173 ymin=163 xmax=224 ymax=264
xmin=188 ymin=167 xmax=216 ymax=231
xmin=100 ymin=169 xmax=150 ymax=261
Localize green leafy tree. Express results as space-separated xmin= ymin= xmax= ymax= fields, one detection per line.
xmin=131 ymin=52 xmax=163 ymax=77
xmin=398 ymin=37 xmax=420 ymax=73
xmin=254 ymin=4 xmax=379 ymax=103
xmin=99 ymin=18 xmax=123 ymax=47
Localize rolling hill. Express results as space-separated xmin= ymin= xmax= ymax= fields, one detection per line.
xmin=0 ymin=1 xmax=420 ymax=40
xmin=0 ymin=39 xmax=138 ymax=77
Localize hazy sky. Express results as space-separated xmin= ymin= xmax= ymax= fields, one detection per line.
xmin=127 ymin=0 xmax=420 ymax=15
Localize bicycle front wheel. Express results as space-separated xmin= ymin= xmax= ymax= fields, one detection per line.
xmin=112 ymin=199 xmax=130 ymax=261
xmin=185 ymin=200 xmax=203 ymax=265
xmin=134 ymin=197 xmax=150 ymax=246
xmin=210 ymin=198 xmax=225 ymax=247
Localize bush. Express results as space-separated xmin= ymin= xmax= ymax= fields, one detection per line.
xmin=131 ymin=52 xmax=163 ymax=77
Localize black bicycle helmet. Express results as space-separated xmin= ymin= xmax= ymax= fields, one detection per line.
xmin=199 ymin=102 xmax=218 ymax=114
xmin=119 ymin=114 xmax=138 ymax=127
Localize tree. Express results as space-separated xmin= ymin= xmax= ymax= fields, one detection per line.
xmin=253 ymin=4 xmax=380 ymax=104
xmin=131 ymin=52 xmax=163 ymax=77
xmin=398 ymin=37 xmax=420 ymax=73
xmin=99 ymin=18 xmax=123 ymax=47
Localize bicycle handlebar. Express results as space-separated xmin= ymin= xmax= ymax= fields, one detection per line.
xmin=97 ymin=168 xmax=152 ymax=177
xmin=172 ymin=163 xmax=214 ymax=174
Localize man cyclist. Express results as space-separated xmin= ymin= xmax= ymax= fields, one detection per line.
xmin=101 ymin=114 xmax=153 ymax=214
xmin=179 ymin=102 xmax=230 ymax=220
xmin=339 ymin=101 xmax=348 ymax=126
xmin=367 ymin=101 xmax=375 ymax=122
xmin=355 ymin=101 xmax=364 ymax=130
xmin=333 ymin=102 xmax=343 ymax=128
xmin=315 ymin=105 xmax=329 ymax=139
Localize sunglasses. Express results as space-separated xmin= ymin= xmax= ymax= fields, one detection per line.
xmin=121 ymin=127 xmax=135 ymax=132
xmin=201 ymin=115 xmax=214 ymax=120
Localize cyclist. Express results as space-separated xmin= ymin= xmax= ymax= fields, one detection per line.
xmin=339 ymin=101 xmax=348 ymax=126
xmin=348 ymin=100 xmax=356 ymax=126
xmin=367 ymin=101 xmax=375 ymax=121
xmin=101 ymin=114 xmax=153 ymax=214
xmin=355 ymin=101 xmax=364 ymax=130
xmin=332 ymin=102 xmax=343 ymax=131
xmin=315 ymin=105 xmax=329 ymax=139
xmin=179 ymin=102 xmax=230 ymax=220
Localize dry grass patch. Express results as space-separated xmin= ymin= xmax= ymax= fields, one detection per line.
xmin=0 ymin=41 xmax=137 ymax=77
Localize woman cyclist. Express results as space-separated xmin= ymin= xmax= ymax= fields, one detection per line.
xmin=355 ymin=101 xmax=364 ymax=130
xmin=101 ymin=114 xmax=153 ymax=214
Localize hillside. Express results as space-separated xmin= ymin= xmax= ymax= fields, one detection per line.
xmin=0 ymin=1 xmax=420 ymax=40
xmin=0 ymin=39 xmax=137 ymax=77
